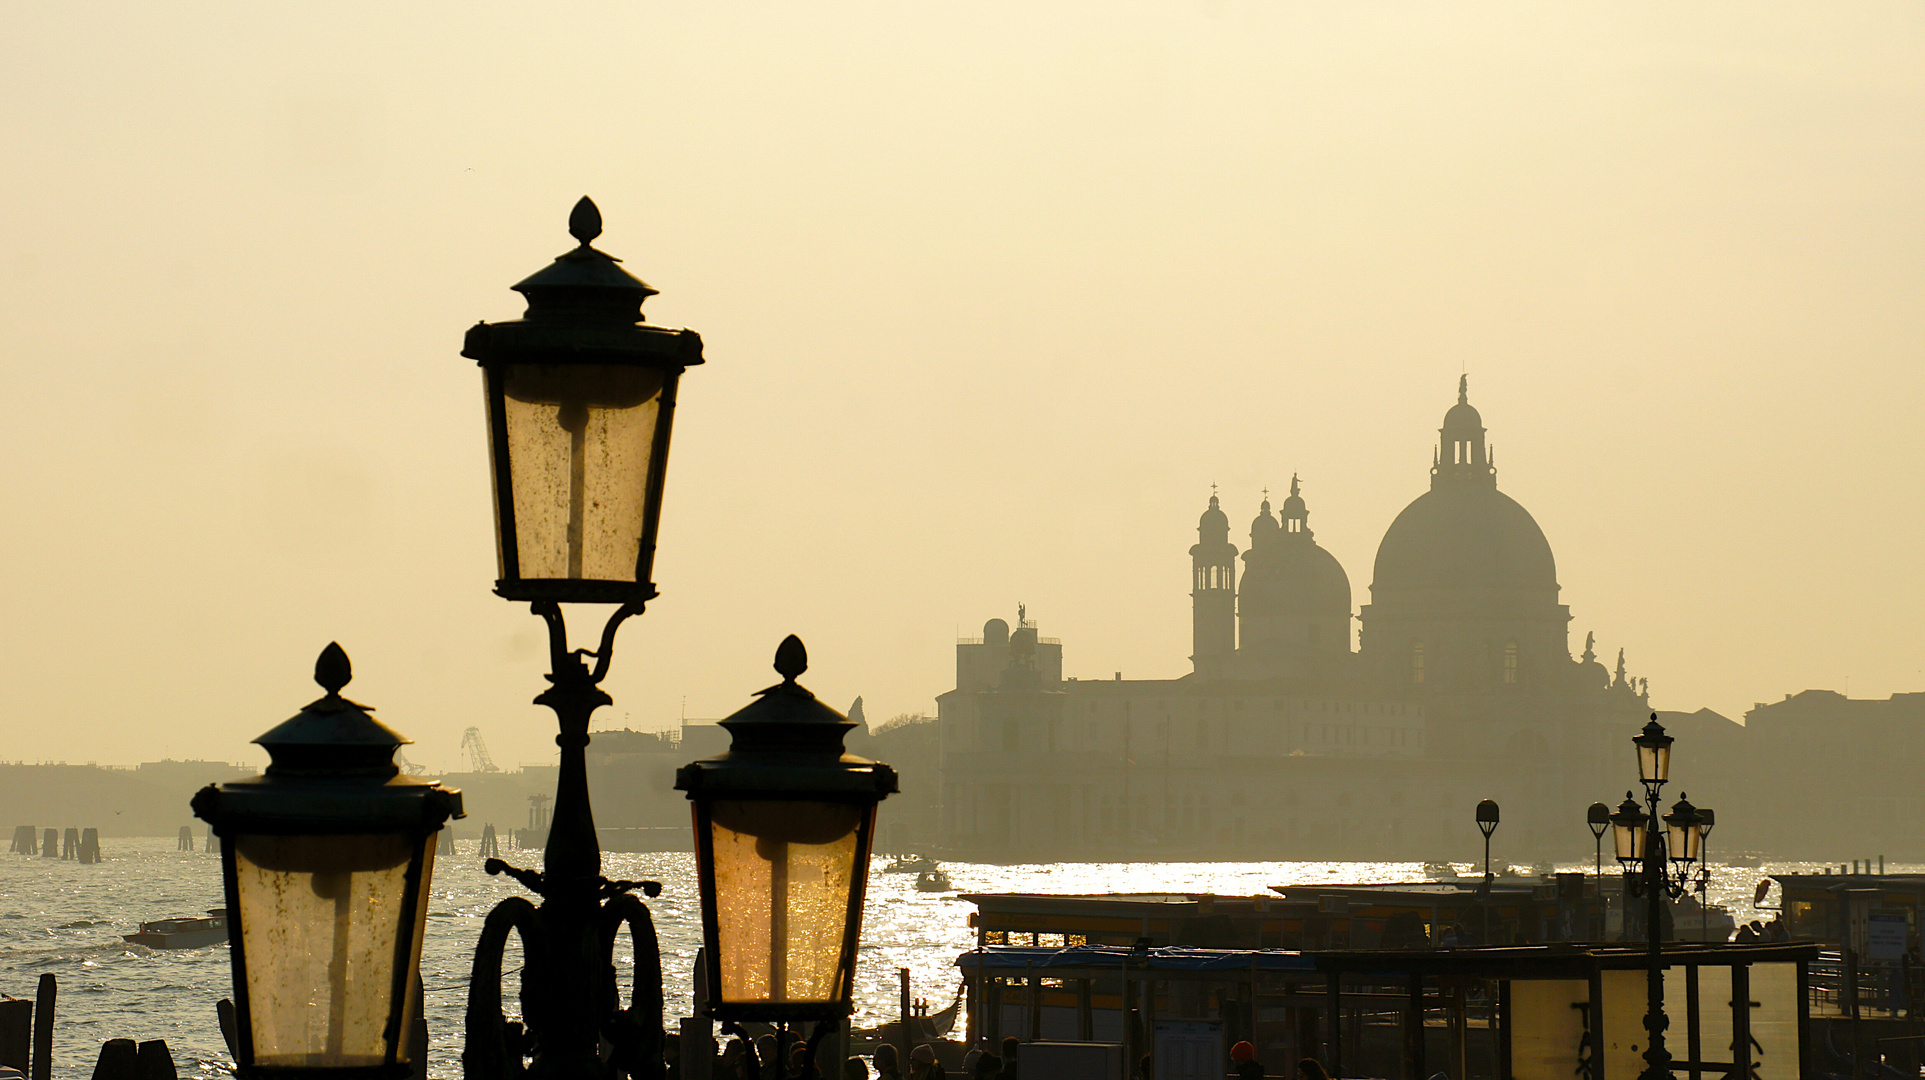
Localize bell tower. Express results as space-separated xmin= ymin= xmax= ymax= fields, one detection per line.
xmin=1190 ymin=491 xmax=1238 ymax=677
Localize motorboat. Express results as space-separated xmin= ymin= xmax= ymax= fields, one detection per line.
xmin=124 ymin=910 xmax=227 ymax=949
xmin=915 ymin=868 xmax=954 ymax=892
xmin=885 ymin=854 xmax=938 ymax=874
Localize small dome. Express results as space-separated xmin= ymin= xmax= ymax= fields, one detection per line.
xmin=1249 ymin=499 xmax=1279 ymax=543
xmin=1441 ymin=375 xmax=1485 ymax=438
xmin=1242 ymin=478 xmax=1349 ymax=620
xmin=1199 ymin=493 xmax=1229 ymax=531
xmin=983 ymin=619 xmax=1010 ymax=647
xmin=1442 ymin=399 xmax=1484 ymax=434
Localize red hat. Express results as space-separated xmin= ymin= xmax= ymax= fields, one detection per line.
xmin=1230 ymin=1041 xmax=1256 ymax=1063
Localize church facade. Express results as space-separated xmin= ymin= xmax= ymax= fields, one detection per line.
xmin=936 ymin=379 xmax=1654 ymax=863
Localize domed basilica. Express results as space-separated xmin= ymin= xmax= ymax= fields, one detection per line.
xmin=937 ymin=379 xmax=1654 ymax=863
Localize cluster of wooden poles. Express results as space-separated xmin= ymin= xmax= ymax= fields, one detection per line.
xmin=7 ymin=826 xmax=101 ymax=863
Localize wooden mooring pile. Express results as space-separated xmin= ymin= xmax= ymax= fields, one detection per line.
xmin=7 ymin=826 xmax=101 ymax=863
xmin=2 ymin=974 xmax=181 ymax=1080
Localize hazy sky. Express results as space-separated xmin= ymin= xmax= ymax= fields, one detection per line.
xmin=3 ymin=3 xmax=1922 ymax=771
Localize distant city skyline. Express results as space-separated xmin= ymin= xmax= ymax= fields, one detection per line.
xmin=3 ymin=4 xmax=1922 ymax=770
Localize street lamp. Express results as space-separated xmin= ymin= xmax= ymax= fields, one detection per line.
xmin=1587 ymin=802 xmax=1611 ymax=939
xmin=1609 ymin=715 xmax=1704 ymax=1080
xmin=460 ymin=198 xmax=704 ymax=1080
xmin=1475 ymin=799 xmax=1499 ymax=944
xmin=192 ymin=644 xmax=463 ymax=1079
xmin=676 ymin=636 xmax=897 ymax=1037
xmin=1695 ymin=808 xmax=1716 ymax=941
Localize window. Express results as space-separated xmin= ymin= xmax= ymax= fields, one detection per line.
xmin=1503 ymin=643 xmax=1519 ymax=684
xmin=1411 ymin=643 xmax=1426 ymax=685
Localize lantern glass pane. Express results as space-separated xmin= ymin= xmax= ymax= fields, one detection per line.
xmin=1613 ymin=821 xmax=1644 ymax=863
xmin=707 ymin=800 xmax=867 ymax=1008
xmin=233 ymin=833 xmax=434 ymax=1068
xmin=495 ymin=363 xmax=666 ymax=586
xmin=1637 ymin=743 xmax=1670 ymax=785
xmin=1666 ymin=819 xmax=1692 ymax=863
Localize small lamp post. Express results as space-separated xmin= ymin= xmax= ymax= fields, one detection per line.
xmin=1475 ymin=799 xmax=1499 ymax=943
xmin=1696 ymin=808 xmax=1716 ymax=941
xmin=1587 ymin=801 xmax=1611 ymax=939
xmin=460 ymin=198 xmax=703 ymax=1080
xmin=676 ymin=636 xmax=897 ymax=1053
xmin=1609 ymin=715 xmax=1705 ymax=1080
xmin=192 ymin=644 xmax=463 ymax=1079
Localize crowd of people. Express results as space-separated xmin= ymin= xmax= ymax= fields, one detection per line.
xmin=664 ymin=1028 xmax=1338 ymax=1079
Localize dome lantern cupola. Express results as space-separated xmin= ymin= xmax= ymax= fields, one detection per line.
xmin=1434 ymin=375 xmax=1495 ymax=489
xmin=1280 ymin=474 xmax=1310 ymax=537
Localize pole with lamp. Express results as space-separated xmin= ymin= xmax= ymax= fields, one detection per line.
xmin=1587 ymin=802 xmax=1611 ymax=940
xmin=1475 ymin=800 xmax=1499 ymax=944
xmin=1696 ymin=808 xmax=1716 ymax=942
xmin=1608 ymin=716 xmax=1706 ymax=1080
xmin=675 ymin=636 xmax=898 ymax=1076
xmin=192 ymin=644 xmax=464 ymax=1080
xmin=459 ymin=197 xmax=705 ymax=1080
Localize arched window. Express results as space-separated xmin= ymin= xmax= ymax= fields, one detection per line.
xmin=1503 ymin=643 xmax=1519 ymax=684
xmin=1411 ymin=643 xmax=1426 ymax=685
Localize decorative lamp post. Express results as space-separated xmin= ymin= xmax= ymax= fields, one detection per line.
xmin=460 ymin=198 xmax=703 ymax=1080
xmin=1587 ymin=801 xmax=1611 ymax=939
xmin=676 ymin=636 xmax=897 ymax=1043
xmin=1609 ymin=715 xmax=1704 ymax=1080
xmin=192 ymin=644 xmax=463 ymax=1079
xmin=1695 ymin=808 xmax=1716 ymax=941
xmin=1475 ymin=799 xmax=1499 ymax=943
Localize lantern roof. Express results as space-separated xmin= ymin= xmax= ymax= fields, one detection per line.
xmin=676 ymin=637 xmax=898 ymax=801
xmin=252 ymin=642 xmax=410 ymax=779
xmin=510 ymin=196 xmax=659 ymax=315
xmin=462 ymin=197 xmax=703 ymax=369
xmin=193 ymin=644 xmax=463 ymax=835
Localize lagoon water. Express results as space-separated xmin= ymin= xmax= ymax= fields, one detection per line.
xmin=1 ymin=838 xmax=1822 ymax=1078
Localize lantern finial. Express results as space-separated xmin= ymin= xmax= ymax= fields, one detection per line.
xmin=774 ymin=635 xmax=808 ymax=684
xmin=315 ymin=642 xmax=351 ymax=696
xmin=569 ymin=196 xmax=603 ymax=246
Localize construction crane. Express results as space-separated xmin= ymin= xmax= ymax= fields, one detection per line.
xmin=393 ymin=748 xmax=427 ymax=776
xmin=461 ymin=727 xmax=500 ymax=773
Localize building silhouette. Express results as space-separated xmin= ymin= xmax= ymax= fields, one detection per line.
xmin=938 ymin=378 xmax=1655 ymax=862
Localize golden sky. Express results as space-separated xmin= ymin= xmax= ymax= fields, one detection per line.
xmin=3 ymin=2 xmax=1922 ymax=770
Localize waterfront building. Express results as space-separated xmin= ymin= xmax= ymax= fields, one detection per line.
xmin=937 ymin=379 xmax=1654 ymax=862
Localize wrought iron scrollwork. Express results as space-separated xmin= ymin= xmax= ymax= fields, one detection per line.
xmin=463 ymin=600 xmax=669 ymax=1080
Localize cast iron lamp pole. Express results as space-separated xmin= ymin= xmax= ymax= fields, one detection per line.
xmin=1475 ymin=799 xmax=1499 ymax=944
xmin=460 ymin=198 xmax=704 ymax=1080
xmin=1588 ymin=802 xmax=1611 ymax=940
xmin=1610 ymin=716 xmax=1705 ymax=1080
xmin=1696 ymin=808 xmax=1715 ymax=942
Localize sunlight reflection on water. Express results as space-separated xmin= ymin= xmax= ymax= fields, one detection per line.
xmin=0 ymin=838 xmax=1824 ymax=1079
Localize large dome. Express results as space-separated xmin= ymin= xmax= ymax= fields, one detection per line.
xmin=1372 ymin=483 xmax=1556 ymax=595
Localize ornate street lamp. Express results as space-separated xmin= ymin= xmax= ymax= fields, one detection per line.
xmin=192 ymin=644 xmax=463 ymax=1080
xmin=1587 ymin=802 xmax=1611 ymax=939
xmin=1610 ymin=794 xmax=1648 ymax=868
xmin=1474 ymin=799 xmax=1499 ymax=943
xmin=460 ymin=198 xmax=704 ymax=1080
xmin=464 ymin=196 xmax=702 ymax=607
xmin=1633 ymin=716 xmax=1673 ymax=792
xmin=1695 ymin=808 xmax=1716 ymax=941
xmin=1611 ymin=715 xmax=1705 ymax=1080
xmin=676 ymin=636 xmax=897 ymax=1038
